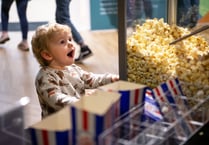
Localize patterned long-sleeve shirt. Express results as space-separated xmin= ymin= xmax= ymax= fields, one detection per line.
xmin=35 ymin=64 xmax=117 ymax=118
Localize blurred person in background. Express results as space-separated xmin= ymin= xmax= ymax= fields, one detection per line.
xmin=55 ymin=0 xmax=93 ymax=63
xmin=0 ymin=0 xmax=29 ymax=51
xmin=177 ymin=0 xmax=200 ymax=28
xmin=127 ymin=0 xmax=153 ymax=27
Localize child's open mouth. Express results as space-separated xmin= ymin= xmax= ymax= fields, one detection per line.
xmin=67 ymin=50 xmax=74 ymax=58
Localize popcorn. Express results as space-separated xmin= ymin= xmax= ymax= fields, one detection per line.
xmin=127 ymin=18 xmax=209 ymax=98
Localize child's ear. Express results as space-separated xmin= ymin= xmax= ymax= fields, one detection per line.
xmin=41 ymin=50 xmax=53 ymax=61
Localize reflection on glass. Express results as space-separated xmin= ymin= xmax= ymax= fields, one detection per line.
xmin=177 ymin=0 xmax=200 ymax=28
xmin=126 ymin=0 xmax=167 ymax=28
xmin=127 ymin=0 xmax=153 ymax=27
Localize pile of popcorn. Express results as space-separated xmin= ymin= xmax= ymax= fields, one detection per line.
xmin=127 ymin=18 xmax=209 ymax=98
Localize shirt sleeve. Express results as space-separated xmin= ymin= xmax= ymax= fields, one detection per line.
xmin=72 ymin=64 xmax=118 ymax=89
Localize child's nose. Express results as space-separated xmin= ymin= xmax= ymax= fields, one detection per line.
xmin=68 ymin=41 xmax=73 ymax=47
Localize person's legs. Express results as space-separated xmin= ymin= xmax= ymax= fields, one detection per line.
xmin=143 ymin=0 xmax=152 ymax=18
xmin=190 ymin=0 xmax=200 ymax=27
xmin=16 ymin=0 xmax=28 ymax=40
xmin=55 ymin=0 xmax=83 ymax=45
xmin=177 ymin=0 xmax=188 ymax=26
xmin=0 ymin=0 xmax=14 ymax=43
xmin=16 ymin=0 xmax=29 ymax=51
xmin=55 ymin=0 xmax=92 ymax=62
xmin=177 ymin=0 xmax=199 ymax=28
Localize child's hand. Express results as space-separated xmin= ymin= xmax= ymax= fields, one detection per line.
xmin=85 ymin=89 xmax=97 ymax=96
xmin=111 ymin=75 xmax=119 ymax=82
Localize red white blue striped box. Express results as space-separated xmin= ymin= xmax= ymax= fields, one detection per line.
xmin=70 ymin=90 xmax=121 ymax=145
xmin=144 ymin=89 xmax=163 ymax=121
xmin=99 ymin=80 xmax=148 ymax=118
xmin=152 ymin=78 xmax=196 ymax=137
xmin=28 ymin=107 xmax=72 ymax=145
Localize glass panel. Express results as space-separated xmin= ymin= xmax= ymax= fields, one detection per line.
xmin=118 ymin=0 xmax=209 ymax=144
xmin=126 ymin=0 xmax=168 ymax=36
xmin=125 ymin=0 xmax=209 ymax=87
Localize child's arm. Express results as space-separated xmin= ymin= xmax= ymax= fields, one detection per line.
xmin=77 ymin=67 xmax=119 ymax=88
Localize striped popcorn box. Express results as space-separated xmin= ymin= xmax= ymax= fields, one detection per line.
xmin=152 ymin=78 xmax=184 ymax=107
xmin=99 ymin=80 xmax=147 ymax=119
xmin=152 ymin=78 xmax=196 ymax=138
xmin=70 ymin=90 xmax=121 ymax=145
xmin=143 ymin=89 xmax=163 ymax=122
xmin=28 ymin=107 xmax=72 ymax=145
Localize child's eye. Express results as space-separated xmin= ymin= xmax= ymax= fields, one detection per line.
xmin=60 ymin=40 xmax=66 ymax=44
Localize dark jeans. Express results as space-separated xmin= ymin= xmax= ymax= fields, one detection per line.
xmin=127 ymin=0 xmax=153 ymax=26
xmin=177 ymin=0 xmax=200 ymax=28
xmin=1 ymin=0 xmax=29 ymax=39
xmin=55 ymin=0 xmax=83 ymax=44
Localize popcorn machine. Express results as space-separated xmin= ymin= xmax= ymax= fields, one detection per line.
xmin=117 ymin=0 xmax=209 ymax=144
xmin=118 ymin=0 xmax=204 ymax=81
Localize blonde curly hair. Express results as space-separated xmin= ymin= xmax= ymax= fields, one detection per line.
xmin=31 ymin=22 xmax=71 ymax=67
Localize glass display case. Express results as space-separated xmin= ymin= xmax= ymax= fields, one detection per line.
xmin=118 ymin=0 xmax=209 ymax=97
xmin=118 ymin=0 xmax=207 ymax=81
xmin=117 ymin=0 xmax=209 ymax=144
xmin=99 ymin=91 xmax=209 ymax=145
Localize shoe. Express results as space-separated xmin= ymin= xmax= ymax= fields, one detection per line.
xmin=75 ymin=46 xmax=93 ymax=63
xmin=0 ymin=36 xmax=10 ymax=44
xmin=18 ymin=42 xmax=29 ymax=51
